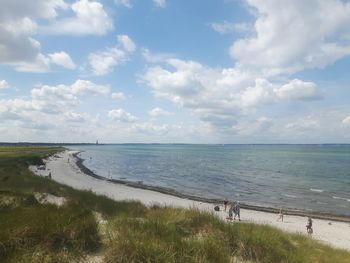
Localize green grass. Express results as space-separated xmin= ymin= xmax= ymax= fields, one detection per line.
xmin=0 ymin=146 xmax=349 ymax=263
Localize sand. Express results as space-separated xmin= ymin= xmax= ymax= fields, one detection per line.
xmin=30 ymin=150 xmax=350 ymax=251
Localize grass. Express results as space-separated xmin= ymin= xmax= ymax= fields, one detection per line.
xmin=0 ymin=146 xmax=349 ymax=263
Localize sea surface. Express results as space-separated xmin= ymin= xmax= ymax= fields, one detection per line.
xmin=74 ymin=144 xmax=350 ymax=216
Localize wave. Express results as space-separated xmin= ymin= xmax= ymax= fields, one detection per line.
xmin=283 ymin=194 xmax=297 ymax=198
xmin=310 ymin=188 xmax=324 ymax=193
xmin=332 ymin=196 xmax=350 ymax=202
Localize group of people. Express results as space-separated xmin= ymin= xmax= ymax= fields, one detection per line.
xmin=276 ymin=208 xmax=313 ymax=236
xmin=224 ymin=200 xmax=241 ymax=221
xmin=220 ymin=202 xmax=313 ymax=236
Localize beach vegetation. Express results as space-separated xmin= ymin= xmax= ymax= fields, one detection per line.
xmin=0 ymin=146 xmax=349 ymax=263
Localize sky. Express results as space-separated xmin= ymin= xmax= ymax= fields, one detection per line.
xmin=1 ymin=0 xmax=350 ymax=144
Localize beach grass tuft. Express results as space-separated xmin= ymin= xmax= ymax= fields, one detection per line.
xmin=0 ymin=146 xmax=350 ymax=263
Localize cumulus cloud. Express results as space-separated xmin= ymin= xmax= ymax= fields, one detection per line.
xmin=89 ymin=48 xmax=127 ymax=76
xmin=230 ymin=0 xmax=350 ymax=75
xmin=14 ymin=53 xmax=51 ymax=73
xmin=153 ymin=0 xmax=166 ymax=8
xmin=71 ymin=80 xmax=110 ymax=95
xmin=48 ymin=51 xmax=76 ymax=70
xmin=43 ymin=0 xmax=113 ymax=36
xmin=108 ymin=108 xmax=137 ymax=122
xmin=148 ymin=107 xmax=172 ymax=118
xmin=0 ymin=80 xmax=10 ymax=90
xmin=0 ymin=0 xmax=67 ymax=20
xmin=111 ymin=92 xmax=126 ymax=100
xmin=114 ymin=0 xmax=132 ymax=8
xmin=117 ymin=35 xmax=136 ymax=53
xmin=142 ymin=48 xmax=173 ymax=63
xmin=275 ymin=79 xmax=323 ymax=101
xmin=0 ymin=0 xmax=78 ymax=72
xmin=342 ymin=116 xmax=350 ymax=126
xmin=210 ymin=21 xmax=252 ymax=34
xmin=89 ymin=35 xmax=136 ymax=75
xmin=141 ymin=58 xmax=323 ymax=128
xmin=0 ymin=79 xmax=111 ymax=141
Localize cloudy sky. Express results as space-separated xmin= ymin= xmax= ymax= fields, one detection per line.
xmin=1 ymin=0 xmax=350 ymax=143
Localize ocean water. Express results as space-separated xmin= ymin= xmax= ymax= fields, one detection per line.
xmin=75 ymin=144 xmax=350 ymax=216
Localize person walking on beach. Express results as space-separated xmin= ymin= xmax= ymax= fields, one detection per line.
xmin=277 ymin=208 xmax=284 ymax=222
xmin=224 ymin=200 xmax=228 ymax=211
xmin=227 ymin=203 xmax=234 ymax=221
xmin=306 ymin=217 xmax=313 ymax=236
xmin=234 ymin=201 xmax=241 ymax=221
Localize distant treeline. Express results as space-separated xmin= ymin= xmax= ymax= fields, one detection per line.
xmin=0 ymin=142 xmax=99 ymax=146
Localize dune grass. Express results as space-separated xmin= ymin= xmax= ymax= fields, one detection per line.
xmin=103 ymin=206 xmax=350 ymax=263
xmin=0 ymin=146 xmax=349 ymax=263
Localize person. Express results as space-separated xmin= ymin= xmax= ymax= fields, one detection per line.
xmin=226 ymin=203 xmax=234 ymax=221
xmin=277 ymin=208 xmax=284 ymax=222
xmin=306 ymin=217 xmax=313 ymax=236
xmin=48 ymin=172 xmax=52 ymax=179
xmin=234 ymin=201 xmax=241 ymax=221
xmin=223 ymin=200 xmax=228 ymax=211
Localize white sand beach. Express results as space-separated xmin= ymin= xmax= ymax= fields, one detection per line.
xmin=30 ymin=150 xmax=350 ymax=251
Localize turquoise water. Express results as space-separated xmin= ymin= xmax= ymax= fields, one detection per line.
xmin=75 ymin=144 xmax=350 ymax=216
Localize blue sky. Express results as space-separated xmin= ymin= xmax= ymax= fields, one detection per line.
xmin=1 ymin=0 xmax=350 ymax=143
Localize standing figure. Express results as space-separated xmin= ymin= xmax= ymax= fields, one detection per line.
xmin=277 ymin=208 xmax=284 ymax=222
xmin=227 ymin=203 xmax=234 ymax=221
xmin=224 ymin=200 xmax=228 ymax=211
xmin=306 ymin=217 xmax=313 ymax=236
xmin=234 ymin=201 xmax=241 ymax=221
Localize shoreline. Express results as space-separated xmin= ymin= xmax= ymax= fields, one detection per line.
xmin=73 ymin=151 xmax=350 ymax=223
xmin=31 ymin=150 xmax=350 ymax=250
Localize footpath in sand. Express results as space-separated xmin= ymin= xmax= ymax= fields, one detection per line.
xmin=30 ymin=150 xmax=350 ymax=251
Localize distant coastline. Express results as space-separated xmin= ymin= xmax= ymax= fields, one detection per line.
xmin=1 ymin=142 xmax=350 ymax=147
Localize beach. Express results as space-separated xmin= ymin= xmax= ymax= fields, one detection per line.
xmin=30 ymin=150 xmax=350 ymax=251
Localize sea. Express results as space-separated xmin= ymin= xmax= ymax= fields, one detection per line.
xmin=74 ymin=144 xmax=350 ymax=216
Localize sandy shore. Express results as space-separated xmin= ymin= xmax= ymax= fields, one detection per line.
xmin=30 ymin=150 xmax=350 ymax=251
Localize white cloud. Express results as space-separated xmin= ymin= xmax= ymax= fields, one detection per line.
xmin=0 ymin=1 xmax=76 ymax=72
xmin=342 ymin=116 xmax=350 ymax=126
xmin=0 ymin=80 xmax=10 ymax=90
xmin=43 ymin=0 xmax=113 ymax=36
xmin=108 ymin=108 xmax=137 ymax=122
xmin=0 ymin=0 xmax=67 ymax=20
xmin=89 ymin=35 xmax=136 ymax=75
xmin=0 ymin=79 xmax=110 ymax=137
xmin=117 ymin=35 xmax=136 ymax=53
xmin=114 ymin=0 xmax=132 ymax=8
xmin=211 ymin=21 xmax=252 ymax=34
xmin=64 ymin=111 xmax=87 ymax=123
xmin=48 ymin=51 xmax=76 ymax=70
xmin=111 ymin=92 xmax=126 ymax=100
xmin=148 ymin=107 xmax=172 ymax=118
xmin=14 ymin=53 xmax=51 ymax=73
xmin=142 ymin=48 xmax=173 ymax=63
xmin=275 ymin=79 xmax=323 ymax=101
xmin=71 ymin=80 xmax=110 ymax=95
xmin=285 ymin=116 xmax=320 ymax=131
xmin=0 ymin=18 xmax=41 ymax=66
xmin=153 ymin=0 xmax=166 ymax=8
xmin=89 ymin=48 xmax=127 ymax=76
xmin=230 ymin=0 xmax=350 ymax=75
xmin=142 ymin=59 xmax=324 ymax=129
xmin=240 ymin=78 xmax=275 ymax=107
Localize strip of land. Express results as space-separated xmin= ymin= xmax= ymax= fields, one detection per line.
xmin=30 ymin=149 xmax=350 ymax=251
